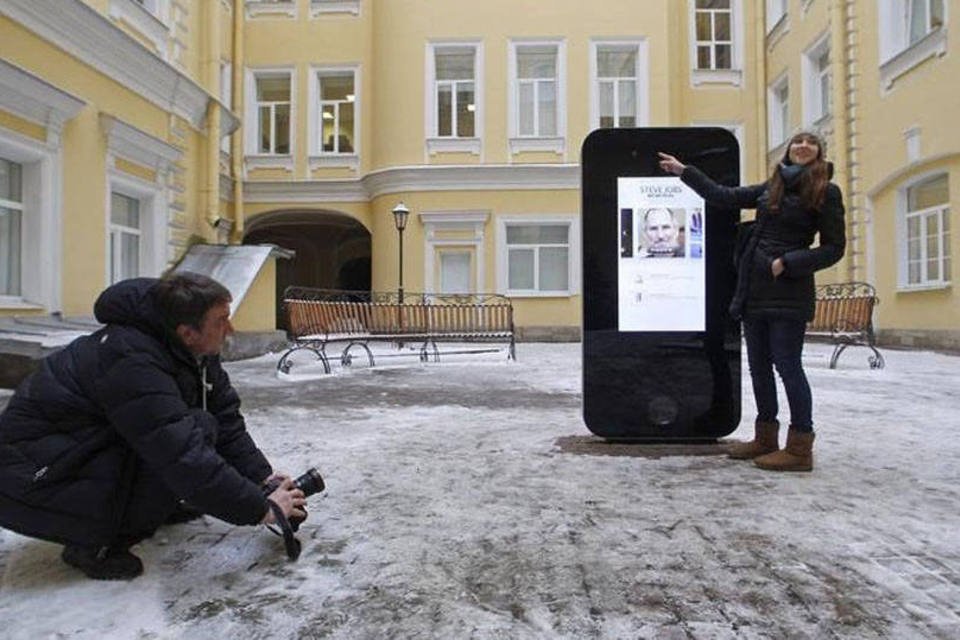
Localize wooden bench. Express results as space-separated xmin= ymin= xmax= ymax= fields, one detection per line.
xmin=807 ymin=281 xmax=885 ymax=369
xmin=277 ymin=288 xmax=516 ymax=374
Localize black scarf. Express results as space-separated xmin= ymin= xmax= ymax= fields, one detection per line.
xmin=778 ymin=162 xmax=807 ymax=189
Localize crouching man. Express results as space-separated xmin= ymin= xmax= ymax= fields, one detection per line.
xmin=0 ymin=272 xmax=305 ymax=580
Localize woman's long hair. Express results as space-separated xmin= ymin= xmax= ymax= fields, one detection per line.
xmin=767 ymin=131 xmax=830 ymax=213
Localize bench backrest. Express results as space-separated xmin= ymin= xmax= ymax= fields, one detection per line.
xmin=808 ymin=283 xmax=878 ymax=335
xmin=285 ymin=299 xmax=513 ymax=338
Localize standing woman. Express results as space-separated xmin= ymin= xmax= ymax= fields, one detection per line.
xmin=658 ymin=131 xmax=846 ymax=472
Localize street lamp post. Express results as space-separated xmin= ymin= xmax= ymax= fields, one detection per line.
xmin=391 ymin=202 xmax=409 ymax=305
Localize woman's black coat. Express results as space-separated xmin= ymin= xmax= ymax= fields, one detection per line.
xmin=0 ymin=278 xmax=272 ymax=547
xmin=680 ymin=165 xmax=846 ymax=320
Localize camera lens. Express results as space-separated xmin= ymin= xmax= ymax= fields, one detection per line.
xmin=293 ymin=467 xmax=325 ymax=498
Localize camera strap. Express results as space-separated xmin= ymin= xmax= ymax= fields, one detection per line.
xmin=266 ymin=499 xmax=302 ymax=561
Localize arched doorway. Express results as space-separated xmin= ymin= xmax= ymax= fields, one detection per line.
xmin=244 ymin=210 xmax=371 ymax=329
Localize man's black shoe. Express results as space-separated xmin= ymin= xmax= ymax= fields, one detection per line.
xmin=61 ymin=544 xmax=144 ymax=580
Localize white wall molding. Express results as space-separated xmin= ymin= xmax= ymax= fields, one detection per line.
xmin=1 ymin=0 xmax=212 ymax=129
xmin=242 ymin=163 xmax=580 ymax=204
xmin=100 ymin=114 xmax=182 ymax=175
xmin=364 ymin=164 xmax=580 ymax=199
xmin=0 ymin=59 xmax=85 ymax=148
xmin=419 ymin=210 xmax=489 ymax=293
xmin=107 ymin=0 xmax=170 ymax=59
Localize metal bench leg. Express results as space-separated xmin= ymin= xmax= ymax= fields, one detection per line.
xmin=829 ymin=343 xmax=848 ymax=369
xmin=868 ymin=346 xmax=885 ymax=370
xmin=342 ymin=342 xmax=375 ymax=368
xmin=418 ymin=339 xmax=439 ymax=362
xmin=277 ymin=345 xmax=329 ymax=374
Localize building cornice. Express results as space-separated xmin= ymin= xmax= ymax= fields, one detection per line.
xmin=242 ymin=163 xmax=580 ymax=204
xmin=0 ymin=58 xmax=85 ymax=146
xmin=100 ymin=114 xmax=182 ymax=174
xmin=1 ymin=0 xmax=211 ymax=129
xmin=244 ymin=179 xmax=370 ymax=204
xmin=363 ymin=164 xmax=580 ymax=198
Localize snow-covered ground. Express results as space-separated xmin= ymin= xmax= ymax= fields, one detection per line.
xmin=1 ymin=341 xmax=958 ymax=639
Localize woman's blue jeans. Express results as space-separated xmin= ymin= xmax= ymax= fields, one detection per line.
xmin=742 ymin=314 xmax=813 ymax=432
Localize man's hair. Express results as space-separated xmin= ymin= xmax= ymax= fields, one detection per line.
xmin=643 ymin=208 xmax=675 ymax=227
xmin=153 ymin=271 xmax=231 ymax=332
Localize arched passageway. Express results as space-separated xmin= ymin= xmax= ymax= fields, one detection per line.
xmin=244 ymin=210 xmax=371 ymax=329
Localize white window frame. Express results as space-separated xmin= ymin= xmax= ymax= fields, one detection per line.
xmin=308 ymin=65 xmax=360 ymax=170
xmin=105 ymin=170 xmax=167 ymax=286
xmin=689 ymin=0 xmax=743 ymax=86
xmin=0 ymin=132 xmax=61 ymax=311
xmin=897 ymin=172 xmax=951 ymax=290
xmin=420 ymin=211 xmax=488 ymax=294
xmin=108 ymin=191 xmax=143 ymax=285
xmin=768 ymin=74 xmax=790 ymax=151
xmin=425 ymin=42 xmax=483 ymax=157
xmin=496 ymin=215 xmax=580 ymax=298
xmin=508 ymin=39 xmax=566 ymax=155
xmin=245 ymin=68 xmax=295 ymax=171
xmin=802 ymin=33 xmax=832 ymax=127
xmin=0 ymin=158 xmax=25 ymax=301
xmin=878 ymin=0 xmax=948 ymax=89
xmin=766 ymin=0 xmax=788 ymax=33
xmin=589 ymin=39 xmax=649 ymax=131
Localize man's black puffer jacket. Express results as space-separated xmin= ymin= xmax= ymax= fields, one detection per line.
xmin=0 ymin=278 xmax=272 ymax=547
xmin=680 ymin=164 xmax=846 ymax=320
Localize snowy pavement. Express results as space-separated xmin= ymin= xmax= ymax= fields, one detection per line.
xmin=1 ymin=341 xmax=959 ymax=639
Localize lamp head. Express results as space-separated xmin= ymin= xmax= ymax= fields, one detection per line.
xmin=392 ymin=202 xmax=410 ymax=231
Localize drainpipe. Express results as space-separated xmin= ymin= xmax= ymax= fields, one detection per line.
xmin=231 ymin=0 xmax=245 ymax=243
xmin=754 ymin=1 xmax=768 ymax=183
xmin=206 ymin=0 xmax=222 ymax=239
xmin=836 ymin=0 xmax=861 ymax=281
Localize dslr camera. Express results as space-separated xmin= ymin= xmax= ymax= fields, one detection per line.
xmin=263 ymin=467 xmax=325 ymax=561
xmin=263 ymin=467 xmax=325 ymax=498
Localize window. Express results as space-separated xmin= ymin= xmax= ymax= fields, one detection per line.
xmin=878 ymin=0 xmax=947 ymax=88
xmin=433 ymin=46 xmax=476 ymax=138
xmin=695 ymin=0 xmax=733 ymax=70
xmin=440 ymin=251 xmax=472 ymax=294
xmin=506 ymin=224 xmax=569 ymax=293
xmin=907 ymin=0 xmax=945 ymax=46
xmin=0 ymin=158 xmax=23 ymax=297
xmin=319 ymin=72 xmax=355 ymax=154
xmin=109 ymin=192 xmax=142 ymax=284
xmin=769 ymin=78 xmax=790 ymax=148
xmin=815 ymin=49 xmax=830 ymax=120
xmin=254 ymin=73 xmax=291 ymax=155
xmin=903 ymin=174 xmax=951 ymax=287
xmin=595 ymin=44 xmax=639 ymax=129
xmin=766 ymin=0 xmax=788 ymax=33
xmin=803 ymin=36 xmax=831 ymax=125
xmin=515 ymin=44 xmax=558 ymax=137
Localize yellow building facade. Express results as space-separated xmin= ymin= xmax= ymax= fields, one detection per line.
xmin=0 ymin=0 xmax=955 ymax=348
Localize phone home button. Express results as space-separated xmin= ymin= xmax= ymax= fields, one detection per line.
xmin=648 ymin=395 xmax=679 ymax=427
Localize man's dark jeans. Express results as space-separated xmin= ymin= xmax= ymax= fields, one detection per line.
xmin=742 ymin=314 xmax=813 ymax=432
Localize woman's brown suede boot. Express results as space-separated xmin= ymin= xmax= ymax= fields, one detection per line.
xmin=754 ymin=428 xmax=815 ymax=472
xmin=726 ymin=420 xmax=779 ymax=459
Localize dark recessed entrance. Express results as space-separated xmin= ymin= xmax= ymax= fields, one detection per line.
xmin=244 ymin=210 xmax=371 ymax=329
